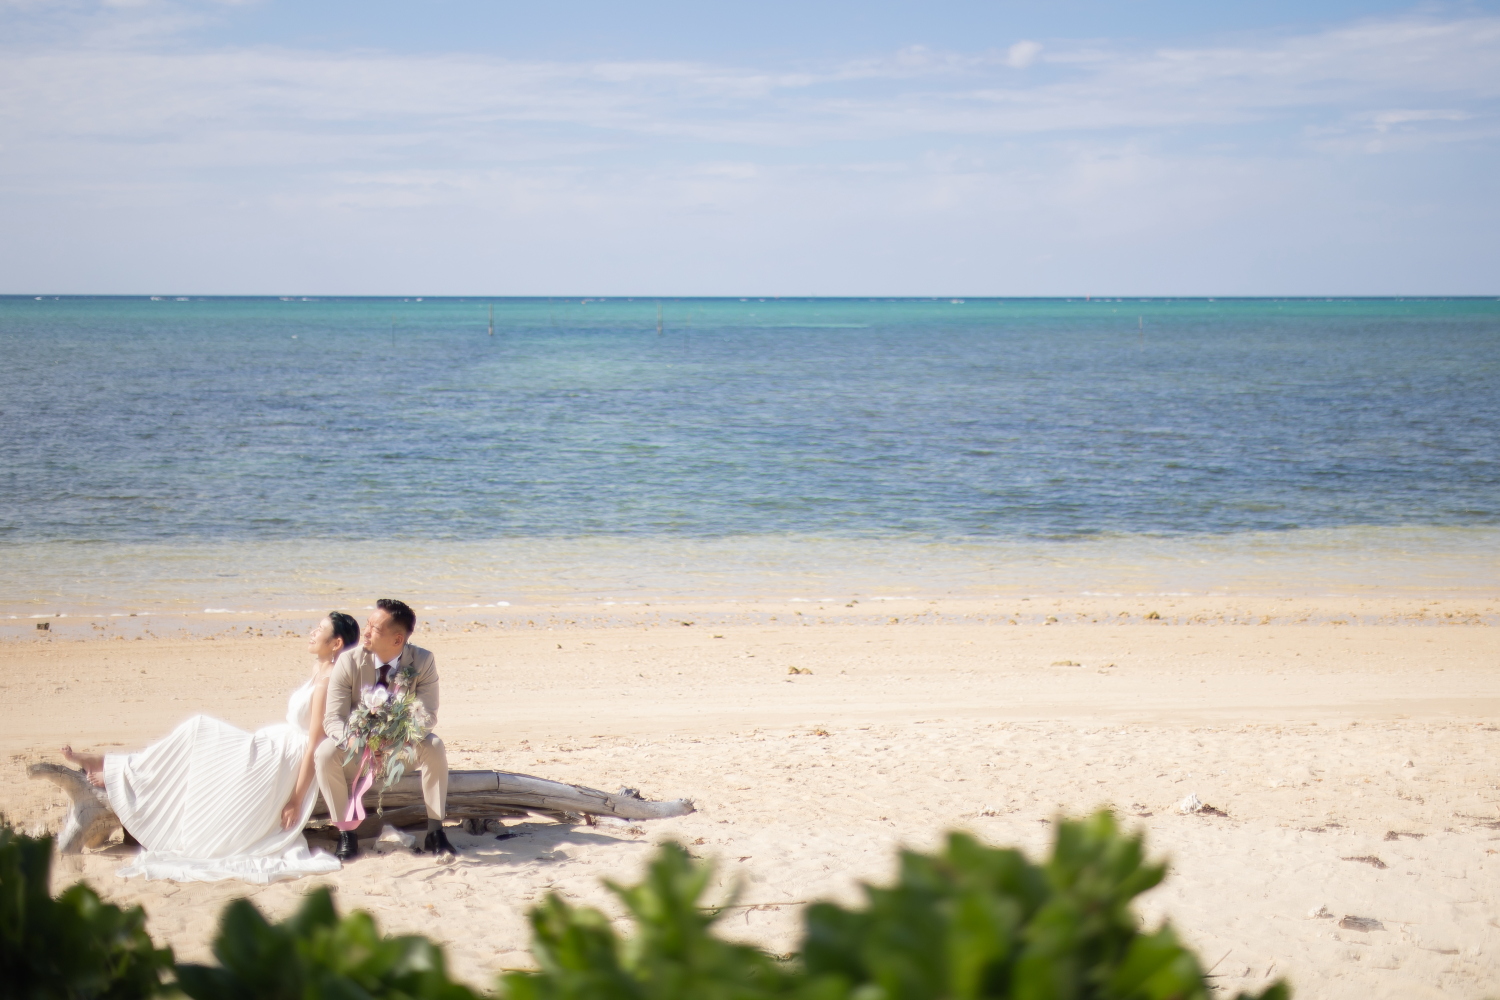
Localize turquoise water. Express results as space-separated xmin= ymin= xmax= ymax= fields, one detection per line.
xmin=2 ymin=296 xmax=1497 ymax=610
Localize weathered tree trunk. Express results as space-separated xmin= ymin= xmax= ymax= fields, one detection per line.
xmin=26 ymin=763 xmax=119 ymax=854
xmin=306 ymin=770 xmax=695 ymax=829
xmin=29 ymin=763 xmax=694 ymax=854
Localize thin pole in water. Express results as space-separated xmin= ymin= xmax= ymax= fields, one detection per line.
xmin=488 ymin=302 xmax=494 ymax=337
xmin=1138 ymin=316 xmax=1143 ymax=349
xmin=657 ymin=300 xmax=663 ymax=336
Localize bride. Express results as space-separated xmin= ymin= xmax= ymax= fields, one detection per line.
xmin=60 ymin=612 xmax=359 ymax=883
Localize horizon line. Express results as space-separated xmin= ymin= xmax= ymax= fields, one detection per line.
xmin=6 ymin=294 xmax=1500 ymax=302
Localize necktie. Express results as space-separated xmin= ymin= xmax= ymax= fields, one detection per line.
xmin=376 ymin=663 xmax=392 ymax=690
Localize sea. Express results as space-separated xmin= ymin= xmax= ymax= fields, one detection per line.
xmin=2 ymin=295 xmax=1497 ymax=617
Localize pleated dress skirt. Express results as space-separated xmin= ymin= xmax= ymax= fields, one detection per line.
xmin=103 ymin=688 xmax=341 ymax=883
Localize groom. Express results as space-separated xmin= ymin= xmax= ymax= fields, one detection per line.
xmin=314 ymin=598 xmax=456 ymax=860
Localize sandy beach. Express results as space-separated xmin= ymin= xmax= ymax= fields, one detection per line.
xmin=4 ymin=594 xmax=1497 ymax=998
xmin=6 ymin=0 xmax=1500 ymax=991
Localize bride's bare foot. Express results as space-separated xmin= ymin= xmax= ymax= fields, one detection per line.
xmin=61 ymin=745 xmax=105 ymax=783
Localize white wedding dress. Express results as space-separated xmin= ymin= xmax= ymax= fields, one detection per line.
xmin=103 ymin=680 xmax=342 ymax=883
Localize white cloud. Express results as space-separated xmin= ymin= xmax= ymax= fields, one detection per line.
xmin=1005 ymin=40 xmax=1042 ymax=69
xmin=0 ymin=10 xmax=1496 ymax=293
xmin=1364 ymin=108 xmax=1472 ymax=131
xmin=2 ymin=14 xmax=1497 ymax=152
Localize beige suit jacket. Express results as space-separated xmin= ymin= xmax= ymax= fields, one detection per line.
xmin=323 ymin=643 xmax=440 ymax=746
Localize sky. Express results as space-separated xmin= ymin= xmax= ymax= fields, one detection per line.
xmin=1 ymin=1 xmax=1498 ymax=295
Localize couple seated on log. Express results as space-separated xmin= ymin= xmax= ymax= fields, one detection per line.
xmin=61 ymin=598 xmax=455 ymax=883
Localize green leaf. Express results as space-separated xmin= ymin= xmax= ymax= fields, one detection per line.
xmin=6 ymin=809 xmax=1296 ymax=1000
xmin=0 ymin=818 xmax=173 ymax=999
xmin=502 ymin=811 xmax=1274 ymax=1000
xmin=177 ymin=883 xmax=480 ymax=1000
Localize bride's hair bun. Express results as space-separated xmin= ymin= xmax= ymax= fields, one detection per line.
xmin=327 ymin=611 xmax=360 ymax=651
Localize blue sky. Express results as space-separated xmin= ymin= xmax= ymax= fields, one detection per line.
xmin=2 ymin=1 xmax=1497 ymax=295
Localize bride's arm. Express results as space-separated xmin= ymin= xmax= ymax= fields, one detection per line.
xmin=282 ymin=676 xmax=332 ymax=830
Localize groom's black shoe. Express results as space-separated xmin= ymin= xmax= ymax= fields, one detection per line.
xmin=336 ymin=831 xmax=361 ymax=861
xmin=423 ymin=828 xmax=458 ymax=857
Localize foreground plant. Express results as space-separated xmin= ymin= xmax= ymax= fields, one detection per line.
xmin=0 ymin=820 xmax=172 ymax=999
xmin=504 ymin=840 xmax=797 ymax=1000
xmin=174 ymin=887 xmax=480 ymax=1000
xmin=2 ymin=810 xmax=1290 ymax=1000
xmin=502 ymin=811 xmax=1288 ymax=1000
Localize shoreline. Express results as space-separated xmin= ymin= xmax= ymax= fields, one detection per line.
xmin=5 ymin=594 xmax=1498 ymax=645
xmin=4 ymin=524 xmax=1499 ymax=620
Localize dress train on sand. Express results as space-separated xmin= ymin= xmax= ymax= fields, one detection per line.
xmin=103 ymin=681 xmax=341 ymax=883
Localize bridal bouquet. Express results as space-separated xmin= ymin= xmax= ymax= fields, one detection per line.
xmin=342 ymin=663 xmax=432 ymax=818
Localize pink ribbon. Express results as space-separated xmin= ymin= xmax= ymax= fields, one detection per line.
xmin=334 ymin=748 xmax=375 ymax=832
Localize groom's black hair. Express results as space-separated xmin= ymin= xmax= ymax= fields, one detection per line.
xmin=376 ymin=598 xmax=417 ymax=636
xmin=327 ymin=611 xmax=360 ymax=651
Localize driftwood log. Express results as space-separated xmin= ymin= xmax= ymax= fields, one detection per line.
xmin=29 ymin=762 xmax=694 ymax=854
xmin=26 ymin=763 xmax=119 ymax=854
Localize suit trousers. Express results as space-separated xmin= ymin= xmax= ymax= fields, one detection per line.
xmin=314 ymin=733 xmax=448 ymax=828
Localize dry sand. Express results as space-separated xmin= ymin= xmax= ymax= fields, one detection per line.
xmin=3 ymin=595 xmax=1498 ymax=998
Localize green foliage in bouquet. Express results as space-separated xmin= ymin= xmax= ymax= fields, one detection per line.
xmin=0 ymin=820 xmax=173 ymax=1000
xmin=175 ymin=887 xmax=480 ymax=1000
xmin=501 ymin=811 xmax=1289 ymax=1000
